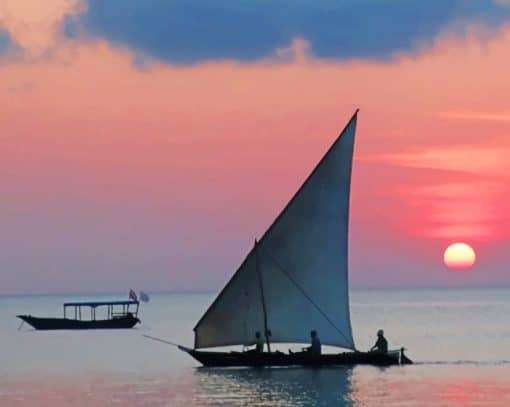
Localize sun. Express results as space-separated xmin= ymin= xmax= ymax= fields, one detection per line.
xmin=443 ymin=243 xmax=476 ymax=270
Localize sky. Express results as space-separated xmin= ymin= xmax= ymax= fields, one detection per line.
xmin=1 ymin=1 xmax=510 ymax=294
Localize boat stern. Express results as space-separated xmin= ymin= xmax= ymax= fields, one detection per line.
xmin=399 ymin=348 xmax=413 ymax=365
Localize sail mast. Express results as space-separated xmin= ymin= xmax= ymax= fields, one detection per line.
xmin=255 ymin=239 xmax=271 ymax=352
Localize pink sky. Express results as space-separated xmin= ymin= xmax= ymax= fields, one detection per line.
xmin=1 ymin=2 xmax=510 ymax=293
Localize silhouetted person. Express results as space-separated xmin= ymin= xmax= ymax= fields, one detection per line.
xmin=307 ymin=330 xmax=321 ymax=355
xmin=247 ymin=331 xmax=264 ymax=353
xmin=370 ymin=329 xmax=388 ymax=353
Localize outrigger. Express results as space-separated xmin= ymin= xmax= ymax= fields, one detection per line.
xmin=170 ymin=111 xmax=413 ymax=367
xmin=17 ymin=300 xmax=140 ymax=330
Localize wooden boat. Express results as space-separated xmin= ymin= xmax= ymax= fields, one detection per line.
xmin=185 ymin=348 xmax=412 ymax=367
xmin=178 ymin=110 xmax=412 ymax=367
xmin=17 ymin=300 xmax=140 ymax=330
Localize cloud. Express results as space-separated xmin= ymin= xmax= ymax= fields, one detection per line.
xmin=440 ymin=110 xmax=510 ymax=121
xmin=0 ymin=26 xmax=13 ymax=56
xmin=0 ymin=0 xmax=82 ymax=60
xmin=62 ymin=0 xmax=510 ymax=64
xmin=363 ymin=146 xmax=510 ymax=177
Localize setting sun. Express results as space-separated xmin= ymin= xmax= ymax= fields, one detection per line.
xmin=443 ymin=243 xmax=476 ymax=270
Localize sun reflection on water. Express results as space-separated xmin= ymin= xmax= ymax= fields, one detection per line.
xmin=1 ymin=365 xmax=510 ymax=406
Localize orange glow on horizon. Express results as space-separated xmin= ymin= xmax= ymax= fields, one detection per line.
xmin=2 ymin=5 xmax=510 ymax=290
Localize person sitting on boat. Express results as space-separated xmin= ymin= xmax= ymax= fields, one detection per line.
xmin=370 ymin=329 xmax=388 ymax=353
xmin=306 ymin=330 xmax=321 ymax=355
xmin=247 ymin=331 xmax=264 ymax=353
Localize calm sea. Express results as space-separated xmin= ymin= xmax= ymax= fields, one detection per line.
xmin=1 ymin=288 xmax=509 ymax=406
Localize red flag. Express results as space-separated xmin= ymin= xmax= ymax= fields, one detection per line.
xmin=129 ymin=289 xmax=138 ymax=301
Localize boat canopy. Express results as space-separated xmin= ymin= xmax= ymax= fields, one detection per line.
xmin=63 ymin=300 xmax=139 ymax=308
xmin=63 ymin=300 xmax=139 ymax=320
xmin=193 ymin=111 xmax=358 ymax=351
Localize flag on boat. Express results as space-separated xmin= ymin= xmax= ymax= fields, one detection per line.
xmin=128 ymin=289 xmax=138 ymax=301
xmin=139 ymin=291 xmax=150 ymax=302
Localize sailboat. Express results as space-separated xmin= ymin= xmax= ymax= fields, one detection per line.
xmin=180 ymin=110 xmax=412 ymax=367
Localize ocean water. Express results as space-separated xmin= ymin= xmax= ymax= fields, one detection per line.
xmin=1 ymin=288 xmax=510 ymax=406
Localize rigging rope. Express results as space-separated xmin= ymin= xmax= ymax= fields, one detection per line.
xmin=259 ymin=244 xmax=356 ymax=350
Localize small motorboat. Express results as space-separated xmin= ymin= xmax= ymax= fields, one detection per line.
xmin=17 ymin=300 xmax=140 ymax=330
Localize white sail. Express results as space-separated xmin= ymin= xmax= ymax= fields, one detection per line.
xmin=194 ymin=111 xmax=358 ymax=350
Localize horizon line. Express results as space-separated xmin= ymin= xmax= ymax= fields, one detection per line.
xmin=2 ymin=283 xmax=510 ymax=297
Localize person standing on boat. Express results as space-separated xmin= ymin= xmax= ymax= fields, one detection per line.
xmin=307 ymin=330 xmax=321 ymax=355
xmin=370 ymin=329 xmax=388 ymax=353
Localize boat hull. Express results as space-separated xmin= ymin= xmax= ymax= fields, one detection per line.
xmin=186 ymin=348 xmax=413 ymax=367
xmin=17 ymin=315 xmax=139 ymax=330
